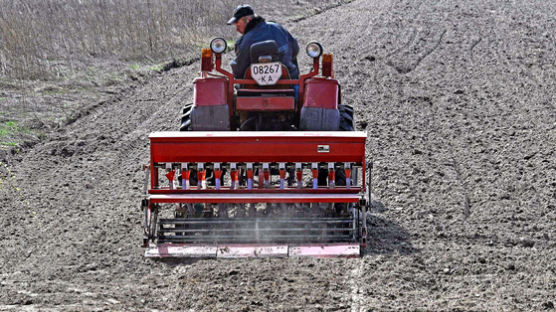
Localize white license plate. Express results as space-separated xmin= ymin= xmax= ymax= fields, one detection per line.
xmin=250 ymin=62 xmax=282 ymax=85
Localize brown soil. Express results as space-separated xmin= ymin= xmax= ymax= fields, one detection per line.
xmin=1 ymin=0 xmax=555 ymax=311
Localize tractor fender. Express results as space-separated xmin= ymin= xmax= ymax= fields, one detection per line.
xmin=190 ymin=77 xmax=230 ymax=131
xmin=299 ymin=78 xmax=340 ymax=130
xmin=193 ymin=77 xmax=228 ymax=107
xmin=303 ymin=78 xmax=339 ymax=109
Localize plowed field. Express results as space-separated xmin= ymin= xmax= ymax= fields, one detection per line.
xmin=1 ymin=0 xmax=555 ymax=311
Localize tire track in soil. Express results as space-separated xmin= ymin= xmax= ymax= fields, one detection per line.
xmin=469 ymin=37 xmax=482 ymax=61
xmin=290 ymin=0 xmax=358 ymax=23
xmin=450 ymin=159 xmax=472 ymax=218
xmin=384 ymin=1 xmax=424 ymax=59
xmin=349 ymin=258 xmax=364 ymax=312
xmin=386 ymin=29 xmax=446 ymax=74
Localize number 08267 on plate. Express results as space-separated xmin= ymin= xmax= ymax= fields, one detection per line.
xmin=250 ymin=62 xmax=282 ymax=85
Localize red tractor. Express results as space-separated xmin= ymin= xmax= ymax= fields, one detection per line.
xmin=142 ymin=38 xmax=370 ymax=258
xmin=179 ymin=38 xmax=354 ymax=132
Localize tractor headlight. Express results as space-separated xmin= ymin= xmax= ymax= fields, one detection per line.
xmin=306 ymin=42 xmax=323 ymax=58
xmin=210 ymin=38 xmax=227 ymax=54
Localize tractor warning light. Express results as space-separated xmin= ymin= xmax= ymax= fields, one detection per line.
xmin=322 ymin=53 xmax=333 ymax=77
xmin=201 ymin=48 xmax=213 ymax=72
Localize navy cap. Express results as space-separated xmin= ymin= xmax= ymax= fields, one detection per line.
xmin=227 ymin=4 xmax=254 ymax=25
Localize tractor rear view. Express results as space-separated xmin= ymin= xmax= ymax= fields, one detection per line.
xmin=142 ymin=38 xmax=370 ymax=258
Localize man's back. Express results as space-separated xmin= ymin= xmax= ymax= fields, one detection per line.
xmin=232 ymin=16 xmax=299 ymax=79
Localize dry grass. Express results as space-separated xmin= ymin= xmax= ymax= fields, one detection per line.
xmin=0 ymin=0 xmax=235 ymax=80
xmin=0 ymin=0 xmax=352 ymax=152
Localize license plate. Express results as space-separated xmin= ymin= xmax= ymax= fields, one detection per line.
xmin=250 ymin=62 xmax=282 ymax=85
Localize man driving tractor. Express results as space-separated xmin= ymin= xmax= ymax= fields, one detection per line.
xmin=225 ymin=5 xmax=348 ymax=216
xmin=228 ymin=4 xmax=300 ymax=79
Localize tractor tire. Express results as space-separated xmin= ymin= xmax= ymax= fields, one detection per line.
xmin=333 ymin=104 xmax=354 ymax=215
xmin=179 ymin=103 xmax=193 ymax=131
xmin=338 ymin=104 xmax=355 ymax=131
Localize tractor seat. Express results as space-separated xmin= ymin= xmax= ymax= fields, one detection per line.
xmin=250 ymin=40 xmax=279 ymax=63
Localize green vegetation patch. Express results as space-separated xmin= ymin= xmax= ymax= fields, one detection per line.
xmin=0 ymin=121 xmax=32 ymax=149
xmin=0 ymin=121 xmax=19 ymax=137
xmin=150 ymin=64 xmax=164 ymax=72
xmin=42 ymin=88 xmax=64 ymax=96
xmin=0 ymin=121 xmax=28 ymax=143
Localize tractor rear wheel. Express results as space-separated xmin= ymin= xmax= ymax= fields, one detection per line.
xmin=179 ymin=103 xmax=193 ymax=131
xmin=336 ymin=104 xmax=354 ymax=215
xmin=338 ymin=104 xmax=354 ymax=131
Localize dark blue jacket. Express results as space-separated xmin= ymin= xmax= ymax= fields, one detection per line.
xmin=232 ymin=17 xmax=299 ymax=79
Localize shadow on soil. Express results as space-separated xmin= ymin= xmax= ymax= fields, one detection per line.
xmin=363 ymin=199 xmax=417 ymax=255
xmin=155 ymin=258 xmax=202 ymax=266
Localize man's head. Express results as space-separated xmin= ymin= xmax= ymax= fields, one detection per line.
xmin=227 ymin=4 xmax=255 ymax=34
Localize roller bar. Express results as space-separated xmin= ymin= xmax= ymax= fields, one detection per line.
xmin=145 ymin=243 xmax=360 ymax=258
